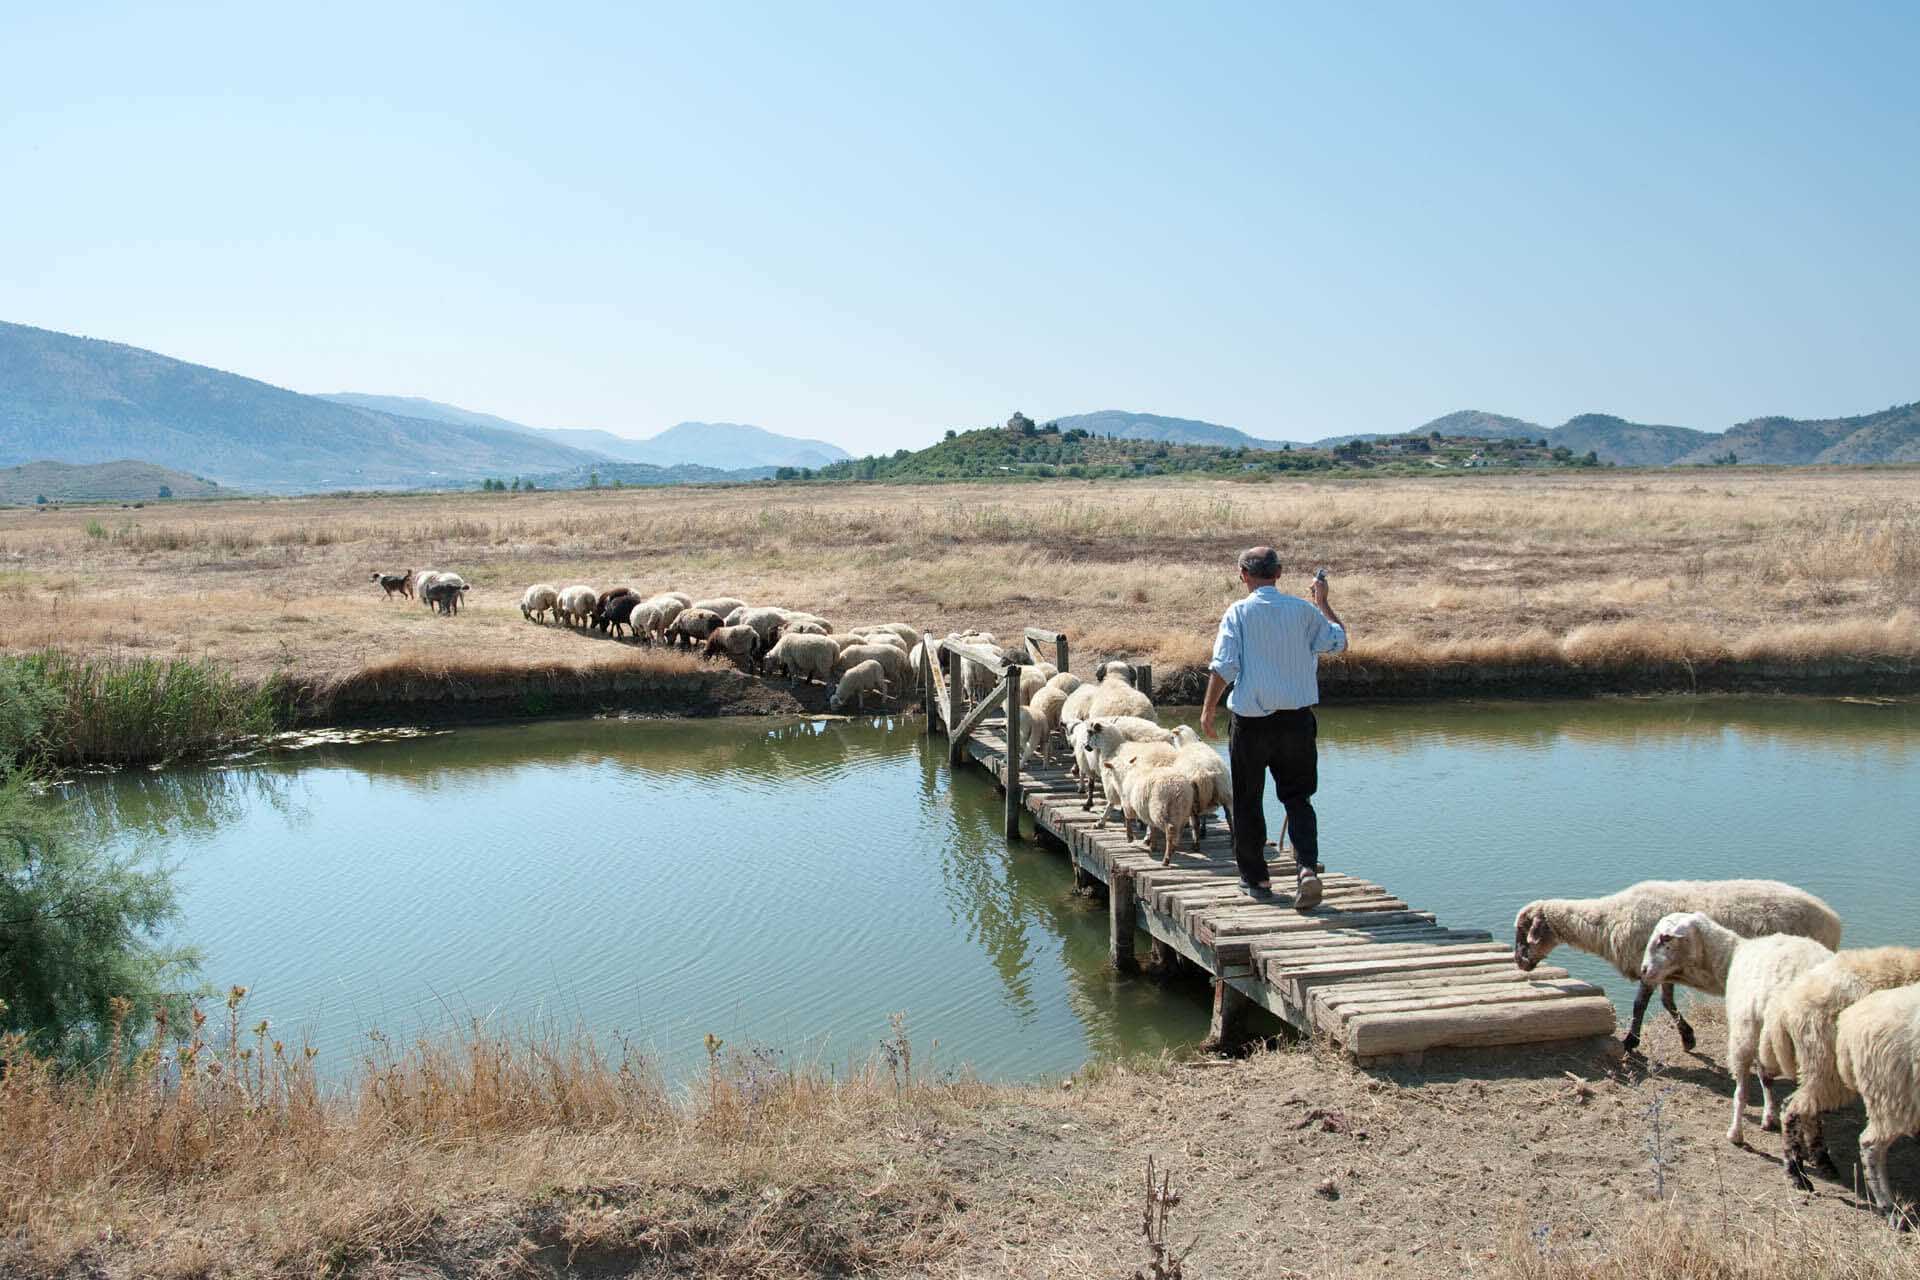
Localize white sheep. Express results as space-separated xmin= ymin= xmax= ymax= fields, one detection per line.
xmin=1835 ymin=982 xmax=1920 ymax=1226
xmin=731 ymin=606 xmax=790 ymax=646
xmin=1046 ymin=671 xmax=1082 ymax=697
xmin=1026 ymin=685 xmax=1070 ymax=764
xmin=556 ymin=584 xmax=598 ymax=628
xmin=1107 ymin=760 xmax=1194 ymax=865
xmin=1082 ymin=716 xmax=1179 ymax=814
xmin=828 ymin=658 xmax=891 ymax=712
xmin=1168 ymin=725 xmax=1232 ymax=844
xmin=1769 ymin=947 xmax=1920 ymax=1192
xmin=688 ymin=596 xmax=746 ymax=622
xmin=660 ymin=591 xmax=692 ymax=607
xmin=852 ymin=622 xmax=919 ymax=649
xmin=1096 ymin=740 xmax=1178 ymax=832
xmin=1512 ymin=879 xmax=1843 ymax=1054
xmin=630 ymin=594 xmax=686 ymax=643
xmin=1016 ymin=664 xmax=1049 ymax=706
xmin=834 ymin=642 xmax=910 ymax=690
xmin=520 ymin=583 xmax=559 ymax=624
xmin=703 ymin=623 xmax=762 ymax=670
xmin=414 ymin=569 xmax=446 ymax=607
xmin=763 ymin=632 xmax=838 ymax=685
xmin=785 ymin=620 xmax=829 ymax=636
xmin=1085 ymin=660 xmax=1156 ymax=722
xmin=1639 ymin=912 xmax=1835 ymax=1145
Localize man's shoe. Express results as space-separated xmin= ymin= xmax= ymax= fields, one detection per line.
xmin=1238 ymin=881 xmax=1276 ymax=902
xmin=1293 ymin=870 xmax=1324 ymax=913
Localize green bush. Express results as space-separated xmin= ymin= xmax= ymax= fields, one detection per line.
xmin=0 ymin=653 xmax=286 ymax=767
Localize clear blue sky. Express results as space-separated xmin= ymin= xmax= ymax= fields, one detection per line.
xmin=3 ymin=2 xmax=1915 ymax=452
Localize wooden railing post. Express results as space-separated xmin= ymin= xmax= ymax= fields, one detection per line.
xmin=920 ymin=639 xmax=936 ymax=736
xmin=1054 ymin=634 xmax=1069 ymax=675
xmin=1002 ymin=665 xmax=1023 ymax=840
xmin=1137 ymin=661 xmax=1153 ymax=701
xmin=944 ymin=645 xmax=964 ymax=744
xmin=1109 ymin=869 xmax=1138 ymax=973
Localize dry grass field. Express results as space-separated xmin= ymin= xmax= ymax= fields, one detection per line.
xmin=5 ymin=1003 xmax=1916 ymax=1279
xmin=2 ymin=469 xmax=1918 ymax=712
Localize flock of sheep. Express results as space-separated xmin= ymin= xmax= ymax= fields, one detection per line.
xmin=1514 ymin=880 xmax=1920 ymax=1224
xmin=375 ymin=572 xmax=1920 ymax=1223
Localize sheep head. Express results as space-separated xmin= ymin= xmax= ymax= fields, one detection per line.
xmin=1513 ymin=905 xmax=1557 ymax=971
xmin=1639 ymin=912 xmax=1706 ymax=987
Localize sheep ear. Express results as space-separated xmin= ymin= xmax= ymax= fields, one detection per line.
xmin=1094 ymin=660 xmax=1108 ymax=681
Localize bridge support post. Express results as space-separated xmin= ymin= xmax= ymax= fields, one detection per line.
xmin=1202 ymin=977 xmax=1250 ymax=1053
xmin=921 ymin=641 xmax=936 ymax=737
xmin=1109 ymin=869 xmax=1138 ymax=973
xmin=945 ymin=647 xmax=966 ymax=765
xmin=1002 ymin=666 xmax=1023 ymax=840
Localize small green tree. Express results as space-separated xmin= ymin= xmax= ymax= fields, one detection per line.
xmin=34 ymin=495 xmax=47 ymax=505
xmin=156 ymin=485 xmax=173 ymax=499
xmin=0 ymin=768 xmax=198 ymax=1061
xmin=588 ymin=471 xmax=600 ymax=489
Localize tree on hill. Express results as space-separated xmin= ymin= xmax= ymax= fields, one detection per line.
xmin=156 ymin=485 xmax=172 ymax=499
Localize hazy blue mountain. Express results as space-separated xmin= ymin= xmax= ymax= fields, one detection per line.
xmin=1049 ymin=410 xmax=1303 ymax=450
xmin=0 ymin=322 xmax=606 ymax=492
xmin=325 ymin=395 xmax=850 ymax=469
xmin=1550 ymin=414 xmax=1713 ymax=466
xmin=522 ymin=460 xmax=779 ymax=489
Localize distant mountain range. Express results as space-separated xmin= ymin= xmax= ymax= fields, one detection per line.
xmin=1053 ymin=404 xmax=1920 ymax=466
xmin=0 ymin=321 xmax=848 ymax=493
xmin=1047 ymin=410 xmax=1303 ymax=451
xmin=322 ymin=394 xmax=850 ymax=471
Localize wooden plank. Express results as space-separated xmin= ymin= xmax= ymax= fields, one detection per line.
xmin=1265 ymin=941 xmax=1509 ymax=977
xmin=1323 ymin=978 xmax=1604 ymax=1020
xmin=1279 ymin=948 xmax=1521 ymax=1002
xmin=1309 ymin=965 xmax=1572 ymax=1014
xmin=1343 ymin=994 xmax=1617 ymax=1057
xmin=1199 ymin=910 xmax=1438 ymax=942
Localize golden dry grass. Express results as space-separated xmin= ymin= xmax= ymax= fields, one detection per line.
xmin=7 ymin=999 xmax=1917 ymax=1278
xmin=2 ymin=470 xmax=1917 ymax=700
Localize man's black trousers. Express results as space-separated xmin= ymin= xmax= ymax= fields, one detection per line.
xmin=1228 ymin=707 xmax=1320 ymax=887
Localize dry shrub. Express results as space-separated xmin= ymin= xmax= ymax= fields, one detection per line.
xmin=1500 ymin=1208 xmax=1917 ymax=1280
xmin=1561 ymin=621 xmax=1730 ymax=667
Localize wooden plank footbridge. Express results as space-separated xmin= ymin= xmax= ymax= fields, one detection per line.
xmin=921 ymin=629 xmax=1618 ymax=1063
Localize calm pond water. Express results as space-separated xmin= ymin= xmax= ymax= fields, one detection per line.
xmin=59 ymin=698 xmax=1920 ymax=1083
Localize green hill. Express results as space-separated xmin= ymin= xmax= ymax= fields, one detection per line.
xmin=0 ymin=459 xmax=221 ymax=505
xmin=801 ymin=414 xmax=1595 ymax=483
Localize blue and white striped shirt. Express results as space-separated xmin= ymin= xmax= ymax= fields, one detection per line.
xmin=1209 ymin=586 xmax=1346 ymax=715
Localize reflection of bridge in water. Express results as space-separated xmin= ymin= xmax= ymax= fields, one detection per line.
xmin=925 ymin=628 xmax=1619 ymax=1064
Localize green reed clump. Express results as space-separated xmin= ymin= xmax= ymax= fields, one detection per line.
xmin=0 ymin=652 xmax=288 ymax=766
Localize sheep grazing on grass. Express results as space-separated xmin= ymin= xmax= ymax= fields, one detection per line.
xmin=629 ymin=594 xmax=687 ymax=643
xmin=422 ymin=579 xmax=468 ymax=614
xmin=1168 ymin=725 xmax=1232 ymax=844
xmin=1512 ymin=879 xmax=1843 ymax=1055
xmin=520 ymin=583 xmax=559 ymax=623
xmin=1639 ymin=912 xmax=1836 ymax=1146
xmin=763 ymin=633 xmax=838 ymax=685
xmin=665 ymin=608 xmax=725 ymax=648
xmin=1769 ymin=947 xmax=1920 ymax=1192
xmin=688 ymin=597 xmax=746 ymax=623
xmin=829 ymin=659 xmax=891 ymax=713
xmin=371 ymin=569 xmax=414 ymax=600
xmin=556 ymin=585 xmax=597 ymax=629
xmin=704 ymin=623 xmax=762 ymax=671
xmin=592 ymin=593 xmax=642 ymax=638
xmin=785 ymin=620 xmax=829 ymax=636
xmin=728 ymin=607 xmax=791 ymax=648
xmin=1835 ymin=982 xmax=1920 ymax=1227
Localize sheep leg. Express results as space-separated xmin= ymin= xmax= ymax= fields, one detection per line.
xmin=1662 ymin=982 xmax=1697 ymax=1052
xmin=1758 ymin=1071 xmax=1782 ymax=1132
xmin=1623 ymin=982 xmax=1654 ymax=1055
xmin=1161 ymin=825 xmax=1174 ymax=866
xmin=1726 ymin=1054 xmax=1752 ymax=1145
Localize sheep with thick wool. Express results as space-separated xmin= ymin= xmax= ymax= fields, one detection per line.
xmin=1081 ymin=716 xmax=1179 ymax=814
xmin=1096 ymin=740 xmax=1178 ymax=833
xmin=1768 ymin=946 xmax=1920 ymax=1192
xmin=1639 ymin=912 xmax=1836 ymax=1145
xmin=556 ymin=585 xmax=597 ymax=628
xmin=1512 ymin=879 xmax=1843 ymax=1054
xmin=834 ymin=642 xmax=910 ymax=690
xmin=763 ymin=632 xmax=838 ymax=685
xmin=1106 ymin=759 xmax=1194 ymax=865
xmin=1168 ymin=725 xmax=1232 ymax=843
xmin=829 ymin=659 xmax=891 ymax=712
xmin=1835 ymin=981 xmax=1920 ymax=1226
xmin=703 ymin=623 xmax=762 ymax=670
xmin=520 ymin=583 xmax=559 ymax=623
xmin=1026 ymin=685 xmax=1070 ymax=765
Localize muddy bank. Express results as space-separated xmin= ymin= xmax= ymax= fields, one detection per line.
xmin=1154 ymin=656 xmax=1920 ymax=703
xmin=286 ymin=654 xmax=1920 ymax=736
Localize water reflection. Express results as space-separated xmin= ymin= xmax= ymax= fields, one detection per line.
xmin=56 ymin=697 xmax=1920 ymax=1083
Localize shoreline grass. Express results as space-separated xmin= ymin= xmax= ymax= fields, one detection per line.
xmin=0 ymin=651 xmax=288 ymax=767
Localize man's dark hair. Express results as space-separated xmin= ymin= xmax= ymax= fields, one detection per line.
xmin=1238 ymin=546 xmax=1282 ymax=580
